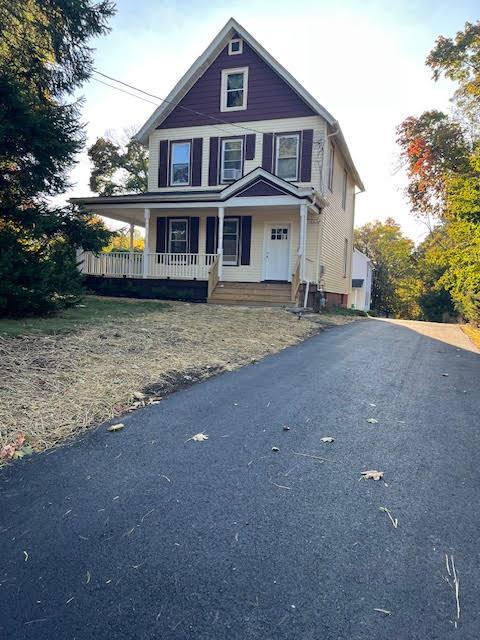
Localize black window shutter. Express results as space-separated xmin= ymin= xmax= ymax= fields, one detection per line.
xmin=156 ymin=217 xmax=167 ymax=253
xmin=158 ymin=140 xmax=169 ymax=187
xmin=300 ymin=129 xmax=314 ymax=182
xmin=189 ymin=217 xmax=200 ymax=253
xmin=208 ymin=137 xmax=219 ymax=186
xmin=191 ymin=138 xmax=203 ymax=186
xmin=262 ymin=133 xmax=273 ymax=172
xmin=245 ymin=134 xmax=256 ymax=161
xmin=205 ymin=216 xmax=217 ymax=254
xmin=240 ymin=216 xmax=252 ymax=265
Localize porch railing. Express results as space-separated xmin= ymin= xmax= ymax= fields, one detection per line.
xmin=80 ymin=251 xmax=218 ymax=281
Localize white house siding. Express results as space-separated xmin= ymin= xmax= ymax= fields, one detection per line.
xmin=146 ymin=207 xmax=318 ymax=284
xmin=319 ymin=140 xmax=356 ymax=297
xmin=148 ymin=116 xmax=326 ymax=193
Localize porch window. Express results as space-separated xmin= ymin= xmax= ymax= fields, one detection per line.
xmin=170 ymin=141 xmax=191 ymax=185
xmin=275 ymin=134 xmax=300 ymax=181
xmin=221 ymin=68 xmax=248 ymax=112
xmin=221 ymin=139 xmax=243 ymax=182
xmin=223 ymin=218 xmax=240 ymax=265
xmin=169 ymin=219 xmax=188 ymax=253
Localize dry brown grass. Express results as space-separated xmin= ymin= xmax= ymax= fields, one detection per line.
xmin=0 ymin=299 xmax=329 ymax=454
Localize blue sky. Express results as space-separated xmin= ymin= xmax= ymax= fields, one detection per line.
xmin=68 ymin=0 xmax=480 ymax=241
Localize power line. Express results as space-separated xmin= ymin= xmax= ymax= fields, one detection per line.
xmin=91 ymin=77 xmax=160 ymax=106
xmin=92 ymin=69 xmax=267 ymax=137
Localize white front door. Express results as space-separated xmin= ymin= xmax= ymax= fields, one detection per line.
xmin=264 ymin=225 xmax=290 ymax=281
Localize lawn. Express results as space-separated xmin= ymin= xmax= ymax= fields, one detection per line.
xmin=0 ymin=296 xmax=363 ymax=459
xmin=0 ymin=297 xmax=169 ymax=336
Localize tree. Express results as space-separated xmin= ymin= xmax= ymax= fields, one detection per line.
xmin=354 ymin=218 xmax=420 ymax=318
xmin=104 ymin=226 xmax=144 ymax=252
xmin=0 ymin=0 xmax=115 ymax=317
xmin=88 ymin=127 xmax=148 ymax=196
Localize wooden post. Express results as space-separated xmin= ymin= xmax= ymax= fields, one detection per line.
xmin=217 ymin=206 xmax=224 ymax=281
xmin=143 ymin=208 xmax=150 ymax=278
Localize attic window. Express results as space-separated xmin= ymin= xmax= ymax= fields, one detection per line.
xmin=221 ymin=67 xmax=248 ymax=112
xmin=228 ymin=38 xmax=243 ymax=55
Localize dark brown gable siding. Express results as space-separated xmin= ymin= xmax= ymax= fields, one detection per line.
xmin=158 ymin=41 xmax=315 ymax=129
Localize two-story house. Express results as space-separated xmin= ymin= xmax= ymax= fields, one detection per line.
xmin=74 ymin=18 xmax=364 ymax=307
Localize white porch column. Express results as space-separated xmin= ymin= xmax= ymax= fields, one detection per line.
xmin=143 ymin=208 xmax=150 ymax=278
xmin=217 ymin=206 xmax=224 ymax=280
xmin=299 ymin=203 xmax=308 ymax=281
xmin=129 ymin=223 xmax=134 ymax=277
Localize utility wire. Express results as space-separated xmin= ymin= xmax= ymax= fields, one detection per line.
xmin=91 ymin=77 xmax=160 ymax=106
xmin=92 ymin=69 xmax=267 ymax=137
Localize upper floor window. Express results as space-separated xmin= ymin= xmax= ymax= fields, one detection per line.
xmin=221 ymin=138 xmax=243 ymax=182
xmin=342 ymin=168 xmax=348 ymax=209
xmin=327 ymin=142 xmax=335 ymax=191
xmin=170 ymin=141 xmax=191 ymax=186
xmin=221 ymin=67 xmax=248 ymax=112
xmin=275 ymin=134 xmax=300 ymax=181
xmin=228 ymin=38 xmax=243 ymax=55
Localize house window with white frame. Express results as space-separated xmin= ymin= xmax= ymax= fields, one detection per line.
xmin=223 ymin=218 xmax=240 ymax=265
xmin=221 ymin=138 xmax=243 ymax=182
xmin=275 ymin=134 xmax=300 ymax=181
xmin=169 ymin=219 xmax=188 ymax=253
xmin=170 ymin=141 xmax=191 ymax=186
xmin=228 ymin=38 xmax=243 ymax=55
xmin=342 ymin=168 xmax=348 ymax=209
xmin=327 ymin=142 xmax=335 ymax=191
xmin=221 ymin=68 xmax=248 ymax=111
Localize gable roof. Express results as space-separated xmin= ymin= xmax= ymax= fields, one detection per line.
xmin=135 ymin=18 xmax=364 ymax=191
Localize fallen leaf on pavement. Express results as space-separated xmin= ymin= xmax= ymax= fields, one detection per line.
xmin=320 ymin=437 xmax=335 ymax=443
xmin=366 ymin=418 xmax=379 ymax=424
xmin=271 ymin=446 xmax=280 ymax=452
xmin=107 ymin=423 xmax=125 ymax=432
xmin=441 ymin=373 xmax=449 ymax=377
xmin=185 ymin=432 xmax=208 ymax=442
xmin=374 ymin=608 xmax=391 ymax=615
xmin=361 ymin=470 xmax=384 ymax=481
xmin=133 ymin=391 xmax=146 ymax=400
xmin=282 ymin=425 xmax=291 ymax=431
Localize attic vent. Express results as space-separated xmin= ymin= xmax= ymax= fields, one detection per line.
xmin=228 ymin=38 xmax=243 ymax=55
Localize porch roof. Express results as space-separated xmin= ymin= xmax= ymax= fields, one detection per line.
xmin=70 ymin=168 xmax=323 ymax=225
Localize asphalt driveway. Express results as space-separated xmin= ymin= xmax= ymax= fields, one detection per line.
xmin=1 ymin=318 xmax=479 ymax=639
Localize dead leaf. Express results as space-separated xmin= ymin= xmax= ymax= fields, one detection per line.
xmin=361 ymin=470 xmax=384 ymax=481
xmin=107 ymin=423 xmax=125 ymax=432
xmin=366 ymin=418 xmax=379 ymax=424
xmin=282 ymin=426 xmax=291 ymax=431
xmin=271 ymin=446 xmax=280 ymax=452
xmin=368 ymin=403 xmax=376 ymax=407
xmin=133 ymin=391 xmax=146 ymax=400
xmin=374 ymin=608 xmax=391 ymax=615
xmin=185 ymin=432 xmax=208 ymax=443
xmin=441 ymin=373 xmax=449 ymax=377
xmin=320 ymin=437 xmax=335 ymax=443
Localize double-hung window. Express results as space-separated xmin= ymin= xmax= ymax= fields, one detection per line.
xmin=169 ymin=219 xmax=188 ymax=254
xmin=327 ymin=142 xmax=335 ymax=191
xmin=170 ymin=141 xmax=191 ymax=186
xmin=223 ymin=218 xmax=240 ymax=265
xmin=221 ymin=139 xmax=243 ymax=182
xmin=275 ymin=134 xmax=300 ymax=181
xmin=221 ymin=68 xmax=248 ymax=111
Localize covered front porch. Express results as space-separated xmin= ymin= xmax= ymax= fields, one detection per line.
xmin=73 ymin=169 xmax=324 ymax=305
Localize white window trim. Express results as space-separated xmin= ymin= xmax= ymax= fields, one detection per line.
xmin=222 ymin=217 xmax=240 ymax=266
xmin=327 ymin=142 xmax=335 ymax=191
xmin=342 ymin=167 xmax=348 ymax=209
xmin=168 ymin=218 xmax=189 ymax=253
xmin=170 ymin=141 xmax=191 ymax=186
xmin=228 ymin=38 xmax=243 ymax=55
xmin=275 ymin=134 xmax=300 ymax=182
xmin=220 ymin=138 xmax=243 ymax=183
xmin=220 ymin=67 xmax=249 ymax=113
